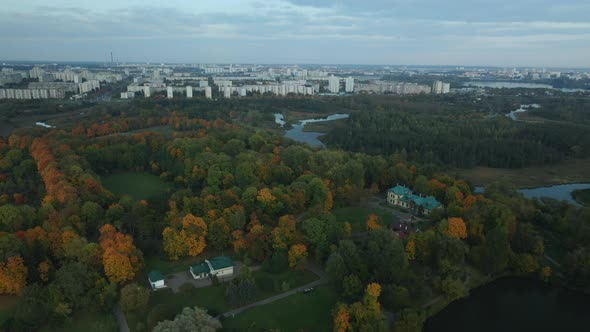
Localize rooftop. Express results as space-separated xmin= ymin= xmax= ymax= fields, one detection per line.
xmin=148 ymin=270 xmax=164 ymax=282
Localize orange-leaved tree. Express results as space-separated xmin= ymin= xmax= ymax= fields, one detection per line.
xmin=446 ymin=217 xmax=467 ymax=239
xmin=333 ymin=303 xmax=351 ymax=332
xmin=0 ymin=255 xmax=28 ymax=295
xmin=288 ymin=244 xmax=308 ymax=270
xmin=99 ymin=224 xmax=143 ymax=283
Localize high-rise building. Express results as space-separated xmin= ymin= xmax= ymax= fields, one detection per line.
xmin=442 ymin=83 xmax=450 ymax=94
xmin=199 ymin=80 xmax=209 ymax=87
xmin=167 ymin=86 xmax=173 ymax=99
xmin=223 ymin=88 xmax=231 ymax=98
xmin=328 ymin=75 xmax=340 ymax=93
xmin=143 ymin=86 xmax=151 ymax=97
xmin=432 ymin=81 xmax=443 ymax=94
xmin=186 ymin=86 xmax=193 ymax=98
xmin=205 ymin=86 xmax=212 ymax=99
xmin=345 ymin=77 xmax=354 ymax=93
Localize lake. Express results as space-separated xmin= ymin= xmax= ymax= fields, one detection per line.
xmin=475 ymin=183 xmax=590 ymax=206
xmin=465 ymin=81 xmax=587 ymax=93
xmin=424 ymin=277 xmax=590 ymax=332
xmin=274 ymin=113 xmax=349 ymax=148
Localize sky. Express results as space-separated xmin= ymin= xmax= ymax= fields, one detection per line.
xmin=1 ymin=0 xmax=589 ymax=67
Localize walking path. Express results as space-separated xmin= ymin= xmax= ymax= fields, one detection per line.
xmin=217 ymin=265 xmax=329 ymax=318
xmin=113 ymin=304 xmax=130 ymax=332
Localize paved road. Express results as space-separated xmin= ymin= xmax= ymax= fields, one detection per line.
xmin=218 ymin=265 xmax=329 ymax=318
xmin=113 ymin=304 xmax=130 ymax=332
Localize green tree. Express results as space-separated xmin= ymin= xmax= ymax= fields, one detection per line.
xmin=120 ymin=283 xmax=150 ymax=314
xmin=153 ymin=306 xmax=221 ymax=332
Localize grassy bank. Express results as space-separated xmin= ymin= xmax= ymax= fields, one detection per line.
xmin=457 ymin=158 xmax=590 ymax=188
xmin=572 ymin=188 xmax=590 ymax=206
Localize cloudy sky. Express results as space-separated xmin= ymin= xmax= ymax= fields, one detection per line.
xmin=1 ymin=0 xmax=589 ymax=67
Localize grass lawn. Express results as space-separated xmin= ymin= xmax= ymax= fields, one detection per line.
xmin=0 ymin=296 xmax=17 ymax=327
xmin=332 ymin=206 xmax=396 ymax=227
xmin=456 ymin=158 xmax=590 ymax=188
xmin=40 ymin=310 xmax=117 ymax=332
xmin=101 ymin=172 xmax=172 ymax=200
xmin=221 ymin=284 xmax=338 ymax=332
xmin=142 ymin=269 xmax=319 ymax=330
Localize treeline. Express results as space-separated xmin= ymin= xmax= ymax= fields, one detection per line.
xmin=323 ymin=108 xmax=590 ymax=168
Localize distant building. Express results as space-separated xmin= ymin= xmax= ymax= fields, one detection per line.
xmin=167 ymin=86 xmax=173 ymax=99
xmin=442 ymin=83 xmax=451 ymax=94
xmin=432 ymin=81 xmax=443 ymax=94
xmin=199 ymin=80 xmax=209 ymax=87
xmin=328 ymin=75 xmax=340 ymax=93
xmin=223 ymin=87 xmax=231 ymax=98
xmin=205 ymin=86 xmax=212 ymax=99
xmin=345 ymin=76 xmax=354 ymax=93
xmin=143 ymin=85 xmax=151 ymax=97
xmin=189 ymin=256 xmax=234 ymax=280
xmin=387 ymin=185 xmax=441 ymax=215
xmin=186 ymin=86 xmax=193 ymax=98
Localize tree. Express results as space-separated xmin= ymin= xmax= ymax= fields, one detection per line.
xmin=153 ymin=306 xmax=221 ymax=332
xmin=333 ymin=303 xmax=351 ymax=332
xmin=182 ymin=214 xmax=208 ymax=257
xmin=366 ymin=214 xmax=382 ymax=231
xmin=446 ymin=217 xmax=467 ymax=239
xmin=99 ymin=224 xmax=143 ymax=283
xmin=288 ymin=244 xmax=308 ymax=270
xmin=120 ymin=283 xmax=150 ymax=314
xmin=0 ymin=255 xmax=27 ymax=295
xmin=207 ymin=218 xmax=230 ymax=251
xmin=342 ymin=274 xmax=363 ymax=301
xmin=441 ymin=276 xmax=466 ymax=300
xmin=392 ymin=309 xmax=425 ymax=332
xmin=405 ymin=240 xmax=416 ymax=261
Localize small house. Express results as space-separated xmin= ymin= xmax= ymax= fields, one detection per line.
xmin=387 ymin=185 xmax=441 ymax=215
xmin=148 ymin=270 xmax=166 ymax=289
xmin=190 ymin=256 xmax=234 ymax=280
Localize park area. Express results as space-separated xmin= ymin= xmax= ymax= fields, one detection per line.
xmin=101 ymin=172 xmax=172 ymax=200
xmin=221 ymin=284 xmax=338 ymax=331
xmin=126 ymin=267 xmax=319 ymax=331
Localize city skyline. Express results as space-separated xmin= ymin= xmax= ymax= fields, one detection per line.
xmin=1 ymin=0 xmax=589 ymax=68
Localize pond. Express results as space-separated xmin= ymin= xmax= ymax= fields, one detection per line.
xmin=424 ymin=277 xmax=590 ymax=332
xmin=274 ymin=113 xmax=349 ymax=148
xmin=475 ymin=183 xmax=590 ymax=206
xmin=505 ymin=104 xmax=540 ymax=120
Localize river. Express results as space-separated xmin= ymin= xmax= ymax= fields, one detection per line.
xmin=474 ymin=183 xmax=590 ymax=206
xmin=505 ymin=104 xmax=540 ymax=120
xmin=465 ymin=81 xmax=587 ymax=93
xmin=274 ymin=113 xmax=349 ymax=148
xmin=424 ymin=277 xmax=590 ymax=332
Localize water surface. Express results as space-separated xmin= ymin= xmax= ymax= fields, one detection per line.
xmin=425 ymin=277 xmax=590 ymax=332
xmin=474 ymin=183 xmax=590 ymax=206
xmin=275 ymin=113 xmax=349 ymax=148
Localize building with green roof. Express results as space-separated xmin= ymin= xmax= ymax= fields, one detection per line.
xmin=189 ymin=256 xmax=234 ymax=280
xmin=148 ymin=270 xmax=166 ymax=289
xmin=387 ymin=185 xmax=442 ymax=215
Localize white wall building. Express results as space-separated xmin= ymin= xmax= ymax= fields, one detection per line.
xmin=167 ymin=86 xmax=173 ymax=99
xmin=205 ymin=86 xmax=212 ymax=99
xmin=186 ymin=86 xmax=193 ymax=98
xmin=345 ymin=77 xmax=354 ymax=93
xmin=328 ymin=75 xmax=340 ymax=93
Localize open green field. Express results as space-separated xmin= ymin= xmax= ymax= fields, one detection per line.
xmin=221 ymin=284 xmax=338 ymax=332
xmin=332 ymin=206 xmax=396 ymax=227
xmin=457 ymin=158 xmax=590 ymax=188
xmin=138 ymin=269 xmax=319 ymax=330
xmin=101 ymin=172 xmax=172 ymax=200
xmin=572 ymin=189 xmax=590 ymax=206
xmin=40 ymin=310 xmax=117 ymax=332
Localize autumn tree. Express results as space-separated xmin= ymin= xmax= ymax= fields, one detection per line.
xmin=0 ymin=255 xmax=28 ymax=295
xmin=99 ymin=224 xmax=143 ymax=283
xmin=446 ymin=217 xmax=467 ymax=239
xmin=366 ymin=214 xmax=382 ymax=231
xmin=163 ymin=214 xmax=208 ymax=260
xmin=288 ymin=244 xmax=308 ymax=270
xmin=333 ymin=303 xmax=351 ymax=332
xmin=120 ymin=283 xmax=150 ymax=314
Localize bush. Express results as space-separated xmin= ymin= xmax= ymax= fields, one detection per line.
xmin=256 ymin=275 xmax=275 ymax=292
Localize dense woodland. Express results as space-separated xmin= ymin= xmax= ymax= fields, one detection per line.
xmin=324 ymin=95 xmax=590 ymax=168
xmin=0 ymin=98 xmax=589 ymax=331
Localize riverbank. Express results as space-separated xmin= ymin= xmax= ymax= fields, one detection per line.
xmin=572 ymin=189 xmax=590 ymax=206
xmin=457 ymin=158 xmax=590 ymax=188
